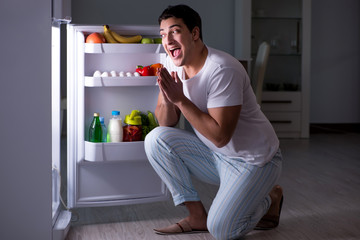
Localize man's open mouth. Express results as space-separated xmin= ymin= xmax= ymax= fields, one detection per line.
xmin=170 ymin=48 xmax=181 ymax=58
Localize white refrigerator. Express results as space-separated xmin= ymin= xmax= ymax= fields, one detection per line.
xmin=52 ymin=11 xmax=170 ymax=240
xmin=66 ymin=24 xmax=168 ymax=207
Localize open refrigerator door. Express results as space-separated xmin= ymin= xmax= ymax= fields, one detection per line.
xmin=66 ymin=25 xmax=169 ymax=209
xmin=52 ymin=1 xmax=72 ymax=239
xmin=52 ymin=7 xmax=72 ymax=240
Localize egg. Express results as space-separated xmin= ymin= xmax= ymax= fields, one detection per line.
xmin=126 ymin=72 xmax=133 ymax=77
xmin=93 ymin=70 xmax=101 ymax=77
xmin=119 ymin=71 xmax=125 ymax=77
xmin=134 ymin=72 xmax=140 ymax=77
xmin=110 ymin=70 xmax=118 ymax=77
xmin=101 ymin=71 xmax=110 ymax=77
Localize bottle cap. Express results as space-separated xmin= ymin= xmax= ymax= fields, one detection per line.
xmin=94 ymin=112 xmax=99 ymax=117
xmin=124 ymin=110 xmax=142 ymax=125
xmin=112 ymin=110 xmax=120 ymax=116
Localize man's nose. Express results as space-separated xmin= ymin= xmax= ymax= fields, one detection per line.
xmin=165 ymin=34 xmax=174 ymax=44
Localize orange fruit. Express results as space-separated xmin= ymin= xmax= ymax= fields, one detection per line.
xmin=150 ymin=63 xmax=163 ymax=76
xmin=85 ymin=32 xmax=106 ymax=43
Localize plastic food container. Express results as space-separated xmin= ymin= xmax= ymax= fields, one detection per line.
xmin=123 ymin=110 xmax=142 ymax=142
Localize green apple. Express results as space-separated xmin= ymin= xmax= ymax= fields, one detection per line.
xmin=141 ymin=38 xmax=154 ymax=44
xmin=153 ymin=38 xmax=162 ymax=44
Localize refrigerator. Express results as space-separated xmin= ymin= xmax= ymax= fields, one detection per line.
xmin=51 ymin=3 xmax=170 ymax=240
xmin=66 ymin=24 xmax=168 ymax=207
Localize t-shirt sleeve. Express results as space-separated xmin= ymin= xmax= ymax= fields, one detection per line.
xmin=207 ymin=67 xmax=244 ymax=108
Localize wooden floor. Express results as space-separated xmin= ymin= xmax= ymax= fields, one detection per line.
xmin=64 ymin=128 xmax=360 ymax=240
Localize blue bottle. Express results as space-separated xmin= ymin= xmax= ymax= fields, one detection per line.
xmin=99 ymin=116 xmax=107 ymax=142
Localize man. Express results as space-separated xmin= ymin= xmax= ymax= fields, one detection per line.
xmin=144 ymin=4 xmax=283 ymax=239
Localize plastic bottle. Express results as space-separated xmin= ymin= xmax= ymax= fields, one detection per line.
xmin=123 ymin=110 xmax=142 ymax=142
xmin=99 ymin=117 xmax=107 ymax=142
xmin=89 ymin=112 xmax=102 ymax=142
xmin=107 ymin=111 xmax=123 ymax=142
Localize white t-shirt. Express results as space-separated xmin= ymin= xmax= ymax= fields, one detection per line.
xmin=164 ymin=46 xmax=279 ymax=166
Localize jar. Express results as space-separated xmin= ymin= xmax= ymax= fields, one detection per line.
xmin=123 ymin=110 xmax=142 ymax=142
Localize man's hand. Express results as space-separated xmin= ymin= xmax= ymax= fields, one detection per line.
xmin=154 ymin=67 xmax=182 ymax=127
xmin=157 ymin=67 xmax=184 ymax=105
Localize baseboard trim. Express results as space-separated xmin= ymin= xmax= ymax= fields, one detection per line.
xmin=310 ymin=123 xmax=360 ymax=134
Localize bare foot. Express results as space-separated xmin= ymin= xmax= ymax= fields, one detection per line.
xmin=184 ymin=201 xmax=208 ymax=230
xmin=184 ymin=215 xmax=207 ymax=230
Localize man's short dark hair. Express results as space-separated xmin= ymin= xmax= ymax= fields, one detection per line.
xmin=158 ymin=4 xmax=203 ymax=41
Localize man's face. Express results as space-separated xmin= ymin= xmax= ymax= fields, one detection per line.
xmin=159 ymin=17 xmax=195 ymax=67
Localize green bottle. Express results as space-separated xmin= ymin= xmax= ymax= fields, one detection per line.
xmin=89 ymin=112 xmax=102 ymax=142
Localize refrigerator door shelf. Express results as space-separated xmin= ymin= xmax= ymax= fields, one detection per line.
xmin=84 ymin=141 xmax=147 ymax=162
xmin=85 ymin=76 xmax=157 ymax=87
xmin=85 ymin=43 xmax=165 ymax=54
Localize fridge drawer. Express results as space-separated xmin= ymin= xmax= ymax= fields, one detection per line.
xmin=85 ymin=141 xmax=147 ymax=162
xmin=77 ymin=161 xmax=168 ymax=205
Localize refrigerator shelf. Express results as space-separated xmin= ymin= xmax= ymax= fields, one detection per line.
xmin=85 ymin=43 xmax=164 ymax=54
xmin=84 ymin=76 xmax=157 ymax=87
xmin=84 ymin=141 xmax=147 ymax=162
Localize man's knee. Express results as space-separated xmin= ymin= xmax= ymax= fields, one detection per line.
xmin=207 ymin=214 xmax=249 ymax=240
xmin=144 ymin=126 xmax=173 ymax=158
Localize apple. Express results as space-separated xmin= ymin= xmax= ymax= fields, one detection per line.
xmin=153 ymin=38 xmax=162 ymax=44
xmin=141 ymin=38 xmax=154 ymax=44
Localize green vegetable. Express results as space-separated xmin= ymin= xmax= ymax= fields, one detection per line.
xmin=140 ymin=111 xmax=158 ymax=140
xmin=148 ymin=111 xmax=158 ymax=130
xmin=140 ymin=113 xmax=149 ymax=126
xmin=142 ymin=126 xmax=150 ymax=140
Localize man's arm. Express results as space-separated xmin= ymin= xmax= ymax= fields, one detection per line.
xmin=157 ymin=67 xmax=240 ymax=147
xmin=177 ymin=99 xmax=241 ymax=148
xmin=155 ymin=90 xmax=181 ymax=127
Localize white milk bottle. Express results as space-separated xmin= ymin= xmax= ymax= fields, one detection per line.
xmin=107 ymin=111 xmax=123 ymax=142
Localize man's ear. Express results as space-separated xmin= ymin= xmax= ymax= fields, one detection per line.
xmin=192 ymin=26 xmax=200 ymax=40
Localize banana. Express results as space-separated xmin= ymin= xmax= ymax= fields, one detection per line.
xmin=103 ymin=25 xmax=118 ymax=43
xmin=108 ymin=27 xmax=143 ymax=44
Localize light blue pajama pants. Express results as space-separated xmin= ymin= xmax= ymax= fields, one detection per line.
xmin=144 ymin=126 xmax=282 ymax=240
